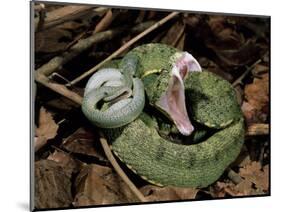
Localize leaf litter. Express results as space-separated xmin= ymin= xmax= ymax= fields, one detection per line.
xmin=34 ymin=4 xmax=270 ymax=209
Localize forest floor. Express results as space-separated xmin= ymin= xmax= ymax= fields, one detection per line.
xmin=33 ymin=3 xmax=269 ymax=210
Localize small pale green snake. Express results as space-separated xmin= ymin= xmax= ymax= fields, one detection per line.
xmin=82 ymin=43 xmax=244 ymax=188
xmin=82 ymin=55 xmax=145 ymax=128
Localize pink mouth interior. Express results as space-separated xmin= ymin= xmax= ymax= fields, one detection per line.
xmin=156 ymin=62 xmax=194 ymax=136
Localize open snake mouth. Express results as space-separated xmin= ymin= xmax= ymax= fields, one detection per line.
xmin=156 ymin=52 xmax=202 ymax=136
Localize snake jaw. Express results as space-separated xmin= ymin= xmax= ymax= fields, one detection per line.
xmin=156 ymin=52 xmax=202 ymax=136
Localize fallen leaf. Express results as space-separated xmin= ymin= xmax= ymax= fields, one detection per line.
xmin=175 ymin=32 xmax=185 ymax=51
xmin=46 ymin=96 xmax=80 ymax=111
xmin=245 ymin=73 xmax=269 ymax=111
xmin=35 ymin=28 xmax=73 ymax=53
xmin=239 ymin=161 xmax=269 ymax=191
xmin=252 ymin=64 xmax=269 ymax=76
xmin=214 ymin=39 xmax=261 ymax=68
xmin=161 ymin=21 xmax=185 ymax=47
xmin=62 ymin=127 xmax=107 ymax=161
xmin=184 ymin=14 xmax=264 ymax=71
xmin=35 ymin=160 xmax=72 ymax=209
xmin=36 ymin=107 xmax=58 ymax=139
xmin=140 ymin=185 xmax=198 ymax=202
xmin=35 ymin=107 xmax=59 ymax=151
xmin=207 ymin=16 xmax=244 ymax=50
xmin=210 ymin=182 xmax=227 ymax=197
xmin=93 ymin=9 xmax=114 ymax=33
xmin=211 ymin=160 xmax=269 ymax=197
xmin=73 ymin=164 xmax=138 ymax=206
xmin=233 ymin=179 xmax=253 ymax=196
xmin=242 ymin=73 xmax=269 ymax=124
xmin=212 ymin=180 xmax=253 ymax=197
xmin=47 ymin=150 xmax=83 ymax=177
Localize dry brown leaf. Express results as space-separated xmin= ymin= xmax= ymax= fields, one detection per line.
xmin=233 ymin=179 xmax=253 ymax=196
xmin=242 ymin=73 xmax=269 ymax=124
xmin=239 ymin=161 xmax=269 ymax=191
xmin=207 ymin=16 xmax=244 ymax=50
xmin=140 ymin=185 xmax=198 ymax=202
xmin=175 ymin=32 xmax=185 ymax=51
xmin=241 ymin=101 xmax=257 ymax=124
xmin=62 ymin=127 xmax=107 ymax=161
xmin=245 ymin=73 xmax=269 ymax=111
xmin=35 ymin=28 xmax=73 ymax=53
xmin=211 ymin=181 xmax=236 ymax=197
xmin=252 ymin=64 xmax=269 ymax=76
xmin=212 ymin=181 xmax=253 ymax=197
xmin=36 ymin=107 xmax=58 ymax=139
xmin=161 ymin=21 xmax=185 ymax=47
xmin=47 ymin=150 xmax=83 ymax=177
xmin=93 ymin=9 xmax=113 ymax=33
xmin=73 ymin=164 xmax=138 ymax=206
xmin=206 ymin=17 xmax=262 ymax=68
xmin=46 ymin=96 xmax=80 ymax=111
xmin=212 ymin=162 xmax=269 ymax=198
xmin=35 ymin=107 xmax=58 ymax=151
xmin=214 ymin=39 xmax=261 ymax=68
xmin=35 ymin=160 xmax=72 ymax=209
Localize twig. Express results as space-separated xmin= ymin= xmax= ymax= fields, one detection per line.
xmin=34 ymin=12 xmax=178 ymax=202
xmin=36 ymin=21 xmax=155 ymax=76
xmin=246 ymin=123 xmax=269 ymax=136
xmin=93 ymin=9 xmax=114 ymax=33
xmin=36 ymin=4 xmax=46 ymax=31
xmin=171 ymin=24 xmax=185 ymax=47
xmin=224 ymin=187 xmax=238 ymax=196
xmin=67 ymin=11 xmax=180 ymax=86
xmin=35 ymin=73 xmax=147 ymax=202
xmin=34 ymin=6 xmax=107 ymax=32
xmin=258 ymin=144 xmax=265 ymax=164
xmin=35 ymin=72 xmax=83 ymax=105
xmin=64 ymin=9 xmax=116 ymax=50
xmin=99 ymin=134 xmax=147 ymax=202
xmin=232 ymin=59 xmax=261 ymax=87
xmin=49 ymin=72 xmax=71 ymax=84
xmin=227 ymin=168 xmax=242 ymax=184
xmin=34 ymin=3 xmax=45 ymax=12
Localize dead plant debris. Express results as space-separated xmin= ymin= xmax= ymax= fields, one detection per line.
xmin=34 ymin=4 xmax=270 ymax=209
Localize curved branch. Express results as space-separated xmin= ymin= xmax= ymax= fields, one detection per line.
xmin=99 ymin=133 xmax=147 ymax=202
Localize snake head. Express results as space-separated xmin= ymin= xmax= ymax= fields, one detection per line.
xmin=155 ymin=52 xmax=202 ymax=136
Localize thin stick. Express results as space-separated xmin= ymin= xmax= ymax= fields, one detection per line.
xmin=63 ymin=9 xmax=115 ymax=50
xmin=36 ymin=4 xmax=46 ymax=31
xmin=34 ymin=11 xmax=176 ymax=202
xmin=172 ymin=24 xmax=185 ymax=47
xmin=232 ymin=59 xmax=261 ymax=87
xmin=99 ymin=134 xmax=147 ymax=202
xmin=35 ymin=72 xmax=146 ymax=202
xmin=93 ymin=9 xmax=114 ymax=33
xmin=36 ymin=21 xmax=155 ymax=76
xmin=67 ymin=11 xmax=180 ymax=86
xmin=34 ymin=6 xmax=107 ymax=32
xmin=227 ymin=168 xmax=242 ymax=184
xmin=34 ymin=3 xmax=45 ymax=12
xmin=35 ymin=72 xmax=83 ymax=105
xmin=246 ymin=123 xmax=269 ymax=136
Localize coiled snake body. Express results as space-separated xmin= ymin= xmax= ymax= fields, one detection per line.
xmin=82 ymin=44 xmax=244 ymax=188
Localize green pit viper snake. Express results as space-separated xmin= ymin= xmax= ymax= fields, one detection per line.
xmin=82 ymin=43 xmax=245 ymax=188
